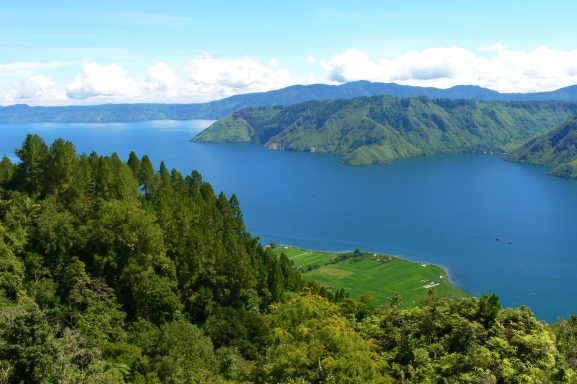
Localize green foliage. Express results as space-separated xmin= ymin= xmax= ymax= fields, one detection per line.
xmin=153 ymin=320 xmax=220 ymax=382
xmin=507 ymin=114 xmax=577 ymax=178
xmin=196 ymin=115 xmax=254 ymax=142
xmin=63 ymin=258 xmax=126 ymax=345
xmin=0 ymin=297 xmax=59 ymax=383
xmin=2 ymin=134 xmax=577 ymax=383
xmin=477 ymin=293 xmax=501 ymax=327
xmin=195 ymin=96 xmax=577 ymax=165
xmin=127 ymin=151 xmax=141 ymax=177
xmin=0 ymin=237 xmax=24 ymax=300
xmin=357 ymin=294 xmax=572 ymax=383
xmin=138 ymin=155 xmax=155 ymax=192
xmin=15 ymin=133 xmax=50 ymax=193
xmin=261 ymin=294 xmax=391 ymax=383
xmin=203 ymin=306 xmax=269 ymax=360
xmin=554 ymin=315 xmax=577 ymax=370
xmin=45 ymin=138 xmax=77 ymax=199
xmin=551 ymin=159 xmax=577 ymax=178
xmin=0 ymin=135 xmax=302 ymax=383
xmin=0 ymin=156 xmax=15 ymax=188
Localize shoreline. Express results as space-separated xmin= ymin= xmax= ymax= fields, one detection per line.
xmin=270 ymin=243 xmax=461 ymax=295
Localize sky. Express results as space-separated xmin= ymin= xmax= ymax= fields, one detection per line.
xmin=1 ymin=0 xmax=577 ymax=105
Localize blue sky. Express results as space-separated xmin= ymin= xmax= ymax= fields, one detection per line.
xmin=2 ymin=0 xmax=577 ymax=105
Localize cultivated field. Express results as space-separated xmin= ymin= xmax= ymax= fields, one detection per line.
xmin=272 ymin=246 xmax=465 ymax=306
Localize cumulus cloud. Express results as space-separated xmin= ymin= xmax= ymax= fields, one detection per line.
xmin=391 ymin=47 xmax=476 ymax=81
xmin=0 ymin=75 xmax=66 ymax=105
xmin=0 ymin=56 xmax=299 ymax=105
xmin=58 ymin=55 xmax=298 ymax=103
xmin=183 ymin=52 xmax=295 ymax=101
xmin=320 ymin=49 xmax=378 ymax=83
xmin=319 ymin=46 xmax=577 ymax=92
xmin=144 ymin=62 xmax=179 ymax=93
xmin=66 ymin=62 xmax=139 ymax=100
xmin=3 ymin=46 xmax=577 ymax=105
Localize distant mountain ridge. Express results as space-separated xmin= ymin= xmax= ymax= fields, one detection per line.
xmin=194 ymin=95 xmax=577 ymax=165
xmin=507 ymin=115 xmax=577 ymax=178
xmin=3 ymin=81 xmax=577 ymax=123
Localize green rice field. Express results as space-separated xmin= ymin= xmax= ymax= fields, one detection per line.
xmin=271 ymin=246 xmax=465 ymax=306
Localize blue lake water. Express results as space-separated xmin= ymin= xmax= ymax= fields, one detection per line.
xmin=1 ymin=120 xmax=577 ymax=322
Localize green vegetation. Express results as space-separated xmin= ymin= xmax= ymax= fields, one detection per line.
xmin=195 ymin=112 xmax=254 ymax=142
xmin=194 ymin=95 xmax=577 ymax=165
xmin=552 ymin=158 xmax=577 ymax=178
xmin=3 ymin=135 xmax=577 ymax=382
xmin=0 ymin=135 xmax=302 ymax=383
xmin=507 ymin=114 xmax=577 ymax=178
xmin=271 ymin=246 xmax=464 ymax=306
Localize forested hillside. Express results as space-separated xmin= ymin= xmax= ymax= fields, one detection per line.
xmin=507 ymin=114 xmax=577 ymax=178
xmin=194 ymin=96 xmax=577 ymax=165
xmin=0 ymin=135 xmax=303 ymax=383
xmin=2 ymin=136 xmax=577 ymax=383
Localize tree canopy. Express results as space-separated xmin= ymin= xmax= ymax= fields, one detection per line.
xmin=1 ymin=135 xmax=576 ymax=383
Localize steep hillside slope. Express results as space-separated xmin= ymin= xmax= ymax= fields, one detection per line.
xmin=194 ymin=96 xmax=577 ymax=165
xmin=507 ymin=115 xmax=577 ymax=178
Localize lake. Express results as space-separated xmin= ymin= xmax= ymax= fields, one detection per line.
xmin=2 ymin=119 xmax=577 ymax=322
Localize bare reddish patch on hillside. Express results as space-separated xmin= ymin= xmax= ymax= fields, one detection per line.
xmin=232 ymin=108 xmax=252 ymax=120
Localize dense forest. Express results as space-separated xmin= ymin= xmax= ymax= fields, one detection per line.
xmin=2 ymin=136 xmax=577 ymax=383
xmin=3 ymin=81 xmax=577 ymax=124
xmin=507 ymin=114 xmax=577 ymax=178
xmin=194 ymin=96 xmax=577 ymax=165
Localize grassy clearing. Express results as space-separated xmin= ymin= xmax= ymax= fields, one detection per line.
xmin=272 ymin=246 xmax=465 ymax=307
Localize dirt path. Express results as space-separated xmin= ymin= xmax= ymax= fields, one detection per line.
xmin=289 ymin=251 xmax=310 ymax=260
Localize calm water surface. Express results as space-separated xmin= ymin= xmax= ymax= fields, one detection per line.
xmin=1 ymin=120 xmax=577 ymax=322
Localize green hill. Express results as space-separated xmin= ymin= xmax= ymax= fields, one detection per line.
xmin=506 ymin=115 xmax=577 ymax=178
xmin=194 ymin=96 xmax=577 ymax=165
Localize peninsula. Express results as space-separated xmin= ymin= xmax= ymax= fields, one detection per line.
xmin=194 ymin=95 xmax=577 ymax=165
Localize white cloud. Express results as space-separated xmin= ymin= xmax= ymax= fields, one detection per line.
xmin=183 ymin=52 xmax=295 ymax=101
xmin=66 ymin=62 xmax=139 ymax=100
xmin=0 ymin=75 xmax=66 ymax=105
xmin=319 ymin=46 xmax=577 ymax=93
xmin=319 ymin=49 xmax=376 ymax=83
xmin=144 ymin=62 xmax=179 ymax=93
xmin=2 ymin=56 xmax=299 ymax=105
xmin=306 ymin=55 xmax=316 ymax=64
xmin=3 ymin=46 xmax=577 ymax=105
xmin=391 ymin=47 xmax=476 ymax=81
